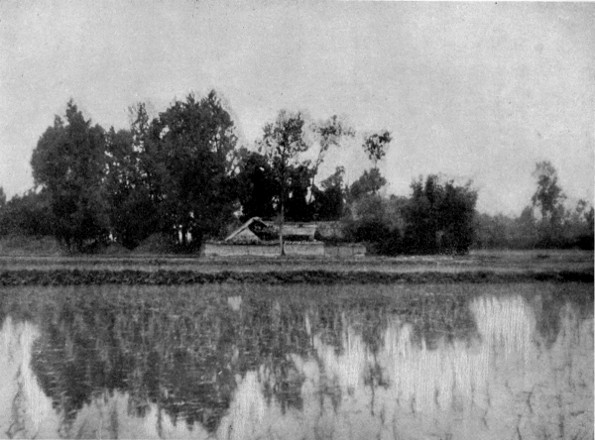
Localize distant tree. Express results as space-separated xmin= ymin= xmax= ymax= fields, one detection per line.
xmin=348 ymin=168 xmax=387 ymax=201
xmin=561 ymin=199 xmax=594 ymax=249
xmin=514 ymin=206 xmax=539 ymax=248
xmin=363 ymin=130 xmax=392 ymax=169
xmin=311 ymin=115 xmax=355 ymax=179
xmin=531 ymin=161 xmax=566 ymax=247
xmin=438 ymin=179 xmax=478 ymax=253
xmin=531 ymin=161 xmax=565 ymax=219
xmin=347 ymin=130 xmax=392 ymax=201
xmin=403 ymin=175 xmax=477 ymax=254
xmin=259 ymin=110 xmax=309 ymax=255
xmin=30 ymin=101 xmax=109 ymax=250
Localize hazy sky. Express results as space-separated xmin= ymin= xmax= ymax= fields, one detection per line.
xmin=1 ymin=1 xmax=593 ymax=215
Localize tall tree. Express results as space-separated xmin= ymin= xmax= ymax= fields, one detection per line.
xmin=104 ymin=127 xmax=159 ymax=249
xmin=260 ymin=111 xmax=309 ymax=255
xmin=531 ymin=161 xmax=566 ymax=246
xmin=148 ymin=91 xmax=238 ymax=248
xmin=311 ymin=115 xmax=355 ymax=179
xmin=30 ymin=101 xmax=109 ymax=250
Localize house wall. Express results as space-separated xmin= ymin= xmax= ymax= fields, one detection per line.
xmin=204 ymin=243 xmax=279 ymax=257
xmin=324 ymin=244 xmax=366 ymax=258
xmin=285 ymin=242 xmax=325 ymax=256
xmin=204 ymin=242 xmax=325 ymax=257
xmin=204 ymin=242 xmax=364 ymax=258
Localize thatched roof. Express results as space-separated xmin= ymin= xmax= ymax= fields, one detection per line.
xmin=224 ymin=217 xmax=318 ymax=243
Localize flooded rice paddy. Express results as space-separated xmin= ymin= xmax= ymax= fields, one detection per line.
xmin=0 ymin=283 xmax=592 ymax=439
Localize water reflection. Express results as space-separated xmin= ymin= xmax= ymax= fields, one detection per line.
xmin=0 ymin=284 xmax=592 ymax=439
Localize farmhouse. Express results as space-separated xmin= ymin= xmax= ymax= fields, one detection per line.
xmin=203 ymin=217 xmax=365 ymax=257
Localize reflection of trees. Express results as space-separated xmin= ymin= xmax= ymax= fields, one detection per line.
xmin=23 ymin=287 xmax=311 ymax=432
xmin=1 ymin=283 xmax=558 ymax=434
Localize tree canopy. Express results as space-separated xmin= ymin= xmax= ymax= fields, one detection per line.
xmin=31 ymin=101 xmax=109 ymax=250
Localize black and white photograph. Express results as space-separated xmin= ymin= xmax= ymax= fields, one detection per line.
xmin=0 ymin=1 xmax=593 ymax=439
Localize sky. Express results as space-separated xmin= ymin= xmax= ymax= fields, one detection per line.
xmin=1 ymin=0 xmax=593 ymax=215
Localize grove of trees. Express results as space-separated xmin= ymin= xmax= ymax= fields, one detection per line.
xmin=474 ymin=161 xmax=593 ymax=250
xmin=0 ymin=92 xmax=591 ymax=254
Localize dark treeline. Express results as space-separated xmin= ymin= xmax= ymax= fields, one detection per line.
xmin=0 ymin=91 xmax=591 ymax=254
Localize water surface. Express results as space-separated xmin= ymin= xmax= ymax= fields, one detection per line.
xmin=0 ymin=283 xmax=592 ymax=439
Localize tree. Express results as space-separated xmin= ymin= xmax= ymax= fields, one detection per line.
xmin=148 ymin=91 xmax=238 ymax=248
xmin=259 ymin=110 xmax=309 ymax=255
xmin=0 ymin=190 xmax=55 ymax=236
xmin=311 ymin=115 xmax=355 ymax=179
xmin=235 ymin=149 xmax=278 ymax=221
xmin=30 ymin=101 xmax=109 ymax=250
xmin=285 ymin=164 xmax=315 ymax=221
xmin=561 ymin=199 xmax=594 ymax=249
xmin=531 ymin=161 xmax=566 ymax=247
xmin=402 ymin=175 xmax=477 ymax=254
xmin=363 ymin=130 xmax=392 ymax=169
xmin=349 ymin=130 xmax=392 ymax=199
xmin=310 ymin=166 xmax=346 ymax=220
xmin=348 ymin=168 xmax=387 ymax=201
xmin=104 ymin=127 xmax=159 ymax=249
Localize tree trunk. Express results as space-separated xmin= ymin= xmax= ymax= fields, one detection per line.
xmin=280 ymin=192 xmax=285 ymax=256
xmin=279 ymin=161 xmax=286 ymax=256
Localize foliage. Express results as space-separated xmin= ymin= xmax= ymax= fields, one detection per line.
xmin=531 ymin=161 xmax=567 ymax=247
xmin=147 ymin=91 xmax=238 ymax=248
xmin=236 ymin=113 xmax=355 ymax=226
xmin=344 ymin=194 xmax=399 ymax=255
xmin=362 ymin=130 xmax=392 ymax=168
xmin=259 ymin=110 xmax=309 ymax=230
xmin=235 ymin=149 xmax=279 ymax=221
xmin=348 ymin=168 xmax=387 ymax=200
xmin=311 ymin=115 xmax=355 ymax=176
xmin=0 ymin=189 xmax=55 ymax=236
xmin=9 ymin=96 xmax=592 ymax=256
xmin=30 ymin=101 xmax=110 ymax=251
xmin=285 ymin=164 xmax=315 ymax=221
xmin=531 ymin=161 xmax=565 ymax=221
xmin=401 ymin=175 xmax=478 ymax=254
xmin=310 ymin=166 xmax=346 ymax=221
xmin=104 ymin=127 xmax=160 ymax=249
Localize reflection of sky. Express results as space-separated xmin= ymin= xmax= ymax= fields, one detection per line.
xmin=0 ymin=294 xmax=592 ymax=439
